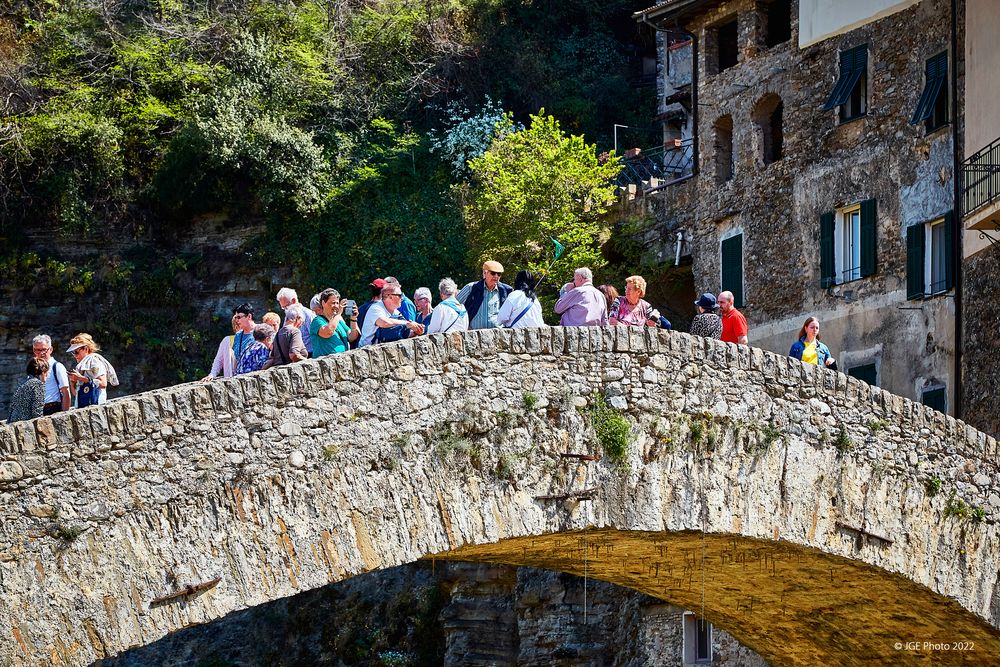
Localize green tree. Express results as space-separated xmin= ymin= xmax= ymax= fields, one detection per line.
xmin=464 ymin=112 xmax=620 ymax=276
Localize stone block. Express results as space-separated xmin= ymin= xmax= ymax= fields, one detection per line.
xmin=334 ymin=353 xmax=355 ymax=382
xmin=509 ymin=328 xmax=527 ymax=354
xmin=136 ymin=394 xmax=160 ymax=424
xmin=536 ymin=326 xmax=553 ymax=354
xmin=69 ymin=411 xmax=93 ymax=442
xmin=316 ymin=357 xmax=337 ymax=387
xmin=156 ymin=391 xmax=177 ymax=420
xmin=207 ymin=382 xmax=230 ymax=413
xmin=228 ymin=377 xmax=250 ymax=411
xmin=0 ymin=426 xmax=15 ymax=456
xmin=33 ymin=418 xmax=56 ymax=450
xmin=190 ymin=385 xmax=214 ymax=417
xmin=352 ymin=349 xmax=373 ymax=378
xmin=270 ymin=367 xmax=294 ymax=399
xmin=11 ymin=421 xmax=37 ymax=454
xmin=550 ymin=327 xmax=565 ymax=355
xmin=90 ymin=407 xmax=110 ymax=436
xmin=172 ymin=388 xmax=195 ymax=422
xmin=478 ymin=328 xmax=497 ymax=356
xmin=287 ymin=363 xmax=310 ymax=394
xmin=301 ymin=361 xmax=324 ymax=391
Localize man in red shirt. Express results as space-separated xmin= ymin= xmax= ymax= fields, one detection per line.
xmin=718 ymin=290 xmax=748 ymax=345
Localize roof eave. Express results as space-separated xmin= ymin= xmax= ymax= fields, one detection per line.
xmin=633 ymin=0 xmax=711 ymax=25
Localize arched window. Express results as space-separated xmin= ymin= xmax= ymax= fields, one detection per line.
xmin=752 ymin=94 xmax=783 ymax=166
xmin=714 ymin=115 xmax=734 ymax=184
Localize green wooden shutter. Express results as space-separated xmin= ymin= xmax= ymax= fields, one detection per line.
xmin=906 ymin=224 xmax=925 ymax=300
xmin=721 ymin=234 xmax=744 ymax=308
xmin=943 ymin=210 xmax=954 ymax=291
xmin=820 ymin=211 xmax=835 ymax=287
xmin=860 ymin=198 xmax=877 ymax=276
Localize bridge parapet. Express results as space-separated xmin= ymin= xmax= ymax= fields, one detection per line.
xmin=0 ymin=327 xmax=997 ymax=665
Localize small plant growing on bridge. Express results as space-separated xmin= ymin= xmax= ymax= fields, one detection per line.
xmin=322 ymin=444 xmax=339 ymax=461
xmin=522 ymin=392 xmax=539 ymax=411
xmin=868 ymin=419 xmax=888 ymax=433
xmin=971 ymin=506 xmax=986 ymax=523
xmin=760 ymin=424 xmax=783 ymax=450
xmin=833 ymin=429 xmax=853 ymax=454
xmin=689 ymin=421 xmax=705 ymax=446
xmin=589 ymin=395 xmax=631 ymax=467
xmin=925 ymin=476 xmax=942 ymax=497
xmin=944 ymin=492 xmax=970 ymax=519
xmin=54 ymin=524 xmax=83 ymax=542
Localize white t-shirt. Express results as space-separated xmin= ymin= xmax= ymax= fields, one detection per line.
xmin=44 ymin=357 xmax=70 ymax=404
xmin=359 ymin=301 xmax=400 ymax=347
xmin=497 ymin=290 xmax=546 ymax=328
xmin=426 ymin=299 xmax=470 ymax=334
xmin=75 ymin=353 xmax=109 ymax=405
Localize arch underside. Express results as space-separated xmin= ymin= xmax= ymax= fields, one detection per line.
xmin=429 ymin=529 xmax=1000 ymax=666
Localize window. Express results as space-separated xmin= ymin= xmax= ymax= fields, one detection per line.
xmin=911 ymin=51 xmax=948 ymax=132
xmin=720 ymin=232 xmax=744 ymax=307
xmin=714 ymin=115 xmax=734 ymax=183
xmin=848 ymin=363 xmax=878 ymax=386
xmin=683 ymin=612 xmax=713 ymax=664
xmin=710 ymin=17 xmax=739 ymax=74
xmin=764 ymin=0 xmax=792 ymax=47
xmin=822 ymin=45 xmax=867 ymax=122
xmin=820 ymin=200 xmax=876 ymax=287
xmin=922 ymin=386 xmax=946 ymax=413
xmin=906 ymin=212 xmax=954 ymax=299
xmin=752 ymin=94 xmax=783 ymax=165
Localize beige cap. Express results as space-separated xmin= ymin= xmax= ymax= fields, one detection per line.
xmin=482 ymin=260 xmax=505 ymax=273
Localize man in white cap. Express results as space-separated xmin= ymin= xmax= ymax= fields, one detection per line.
xmin=276 ymin=287 xmax=316 ymax=356
xmin=456 ymin=260 xmax=513 ymax=329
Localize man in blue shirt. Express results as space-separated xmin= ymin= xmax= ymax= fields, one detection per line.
xmin=457 ymin=260 xmax=513 ymax=329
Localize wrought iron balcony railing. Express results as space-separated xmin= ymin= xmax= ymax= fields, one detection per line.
xmin=962 ymin=136 xmax=1000 ymax=215
xmin=612 ymin=138 xmax=694 ymax=195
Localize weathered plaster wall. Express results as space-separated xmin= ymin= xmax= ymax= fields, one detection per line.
xmin=964 ymin=0 xmax=1000 ymax=157
xmin=0 ymin=327 xmax=998 ymax=666
xmin=647 ymin=0 xmax=959 ymax=408
xmin=961 ymin=243 xmax=1000 ymax=437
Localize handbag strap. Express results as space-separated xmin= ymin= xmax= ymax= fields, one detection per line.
xmin=509 ymin=301 xmax=534 ymax=328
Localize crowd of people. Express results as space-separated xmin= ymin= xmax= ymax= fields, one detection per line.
xmin=4 ymin=260 xmax=836 ymax=423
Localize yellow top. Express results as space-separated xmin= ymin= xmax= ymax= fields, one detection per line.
xmin=801 ymin=340 xmax=818 ymax=365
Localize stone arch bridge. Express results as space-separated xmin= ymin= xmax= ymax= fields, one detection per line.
xmin=0 ymin=327 xmax=998 ymax=666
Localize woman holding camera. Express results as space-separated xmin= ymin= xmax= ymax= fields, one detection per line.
xmin=311 ymin=288 xmax=359 ymax=356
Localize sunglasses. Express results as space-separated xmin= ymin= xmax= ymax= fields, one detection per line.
xmin=488 ymin=271 xmax=503 ymax=277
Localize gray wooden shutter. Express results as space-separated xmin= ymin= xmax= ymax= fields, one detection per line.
xmin=860 ymin=198 xmax=877 ymax=277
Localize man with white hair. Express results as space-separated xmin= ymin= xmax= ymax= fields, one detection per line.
xmin=426 ymin=278 xmax=469 ymax=334
xmin=718 ymin=290 xmax=748 ymax=345
xmin=276 ymin=287 xmax=316 ymax=355
xmin=266 ymin=304 xmax=309 ymax=367
xmin=31 ymin=334 xmax=70 ymax=415
xmin=554 ymin=267 xmax=608 ymax=326
xmin=413 ymin=287 xmax=434 ymax=330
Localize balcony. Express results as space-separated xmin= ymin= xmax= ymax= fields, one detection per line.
xmin=962 ymin=136 xmax=1000 ymax=239
xmin=613 ymin=138 xmax=694 ymax=198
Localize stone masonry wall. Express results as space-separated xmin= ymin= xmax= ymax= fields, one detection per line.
xmin=646 ymin=0 xmax=959 ymax=408
xmin=0 ymin=327 xmax=997 ymax=665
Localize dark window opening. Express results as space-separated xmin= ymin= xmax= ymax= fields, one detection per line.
xmin=765 ymin=0 xmax=792 ymax=47
xmin=696 ymin=618 xmax=711 ymax=661
xmin=848 ymin=363 xmax=878 ymax=386
xmin=753 ymin=94 xmax=783 ymax=165
xmin=715 ymin=18 xmax=739 ymax=73
xmin=714 ymin=115 xmax=734 ymax=183
xmin=822 ymin=45 xmax=867 ymax=122
xmin=922 ymin=386 xmax=946 ymax=413
xmin=912 ymin=51 xmax=948 ymax=132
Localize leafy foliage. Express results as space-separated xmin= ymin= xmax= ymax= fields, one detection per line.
xmin=465 ymin=112 xmax=621 ymax=275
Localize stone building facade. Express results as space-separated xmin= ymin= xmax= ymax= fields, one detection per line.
xmin=636 ymin=0 xmax=961 ymax=414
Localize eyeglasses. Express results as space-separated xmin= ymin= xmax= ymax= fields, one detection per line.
xmin=387 ymin=292 xmax=403 ymax=297
xmin=234 ymin=314 xmax=245 ymax=320
xmin=488 ymin=271 xmax=503 ymax=277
